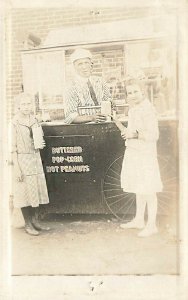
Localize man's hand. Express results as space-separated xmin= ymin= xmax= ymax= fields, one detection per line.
xmin=72 ymin=114 xmax=106 ymax=124
xmin=92 ymin=114 xmax=107 ymax=123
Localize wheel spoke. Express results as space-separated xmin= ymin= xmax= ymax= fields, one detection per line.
xmin=114 ymin=161 xmax=122 ymax=170
xmin=119 ymin=195 xmax=135 ymax=209
xmin=101 ymin=155 xmax=177 ymax=220
xmin=109 ymin=167 xmax=121 ymax=178
xmin=115 ymin=195 xmax=135 ymax=212
xmin=108 ymin=195 xmax=129 ymax=207
xmin=104 ymin=182 xmax=121 ymax=187
xmin=106 ymin=174 xmax=120 ymax=182
xmin=121 ymin=193 xmax=133 ymax=199
xmin=110 ymin=194 xmax=134 ymax=207
xmin=105 ymin=192 xmax=133 ymax=201
xmin=106 ymin=175 xmax=119 ymax=181
xmin=105 ymin=192 xmax=127 ymax=200
xmin=119 ymin=197 xmax=135 ymax=215
xmin=104 ymin=187 xmax=123 ymax=192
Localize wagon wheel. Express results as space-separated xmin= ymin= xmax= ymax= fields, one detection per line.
xmin=102 ymin=155 xmax=178 ymax=221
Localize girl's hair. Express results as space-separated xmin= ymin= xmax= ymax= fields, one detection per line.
xmin=14 ymin=92 xmax=34 ymax=113
xmin=123 ymin=74 xmax=148 ymax=96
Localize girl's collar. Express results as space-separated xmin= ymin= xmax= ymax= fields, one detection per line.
xmin=131 ymin=98 xmax=149 ymax=110
xmin=14 ymin=113 xmax=36 ymax=127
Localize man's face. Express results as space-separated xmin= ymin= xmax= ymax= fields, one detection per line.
xmin=74 ymin=58 xmax=92 ymax=78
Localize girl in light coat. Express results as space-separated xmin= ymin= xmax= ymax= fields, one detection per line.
xmin=11 ymin=93 xmax=50 ymax=235
xmin=114 ymin=78 xmax=163 ymax=237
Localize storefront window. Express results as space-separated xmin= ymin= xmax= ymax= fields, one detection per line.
xmin=22 ymin=49 xmax=65 ymax=119
xmin=22 ymin=38 xmax=177 ymax=120
xmin=125 ymin=39 xmax=177 ymax=117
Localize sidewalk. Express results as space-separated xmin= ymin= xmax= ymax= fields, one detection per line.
xmin=11 ymin=214 xmax=178 ymax=276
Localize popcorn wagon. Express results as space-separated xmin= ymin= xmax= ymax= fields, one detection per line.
xmin=21 ymin=17 xmax=178 ymax=223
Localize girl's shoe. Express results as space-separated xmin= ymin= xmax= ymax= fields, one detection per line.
xmin=25 ymin=223 xmax=39 ymax=236
xmin=120 ymin=219 xmax=145 ymax=229
xmin=32 ymin=220 xmax=50 ymax=231
xmin=138 ymin=226 xmax=158 ymax=237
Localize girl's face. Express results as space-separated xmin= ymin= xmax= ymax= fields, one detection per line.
xmin=126 ymin=84 xmax=144 ymax=106
xmin=19 ymin=97 xmax=33 ymax=115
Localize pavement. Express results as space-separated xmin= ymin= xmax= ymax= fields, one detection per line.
xmin=11 ymin=212 xmax=178 ymax=276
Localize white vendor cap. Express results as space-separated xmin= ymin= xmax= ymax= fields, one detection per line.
xmin=70 ymin=48 xmax=92 ymax=64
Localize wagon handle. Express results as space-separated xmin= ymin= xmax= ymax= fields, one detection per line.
xmin=109 ymin=114 xmax=126 ymax=132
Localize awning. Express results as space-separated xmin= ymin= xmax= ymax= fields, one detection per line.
xmin=43 ymin=16 xmax=176 ymax=47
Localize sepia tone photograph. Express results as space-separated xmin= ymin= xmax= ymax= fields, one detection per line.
xmin=0 ymin=0 xmax=188 ymax=299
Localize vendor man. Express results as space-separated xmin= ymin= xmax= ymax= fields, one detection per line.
xmin=64 ymin=48 xmax=111 ymax=124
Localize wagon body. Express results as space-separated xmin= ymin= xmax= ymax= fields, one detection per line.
xmin=40 ymin=120 xmax=178 ymax=218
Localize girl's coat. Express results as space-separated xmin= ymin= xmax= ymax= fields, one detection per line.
xmin=121 ymin=99 xmax=163 ymax=194
xmin=11 ymin=115 xmax=49 ymax=208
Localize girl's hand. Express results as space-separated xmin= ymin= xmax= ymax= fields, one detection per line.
xmin=40 ymin=140 xmax=46 ymax=149
xmin=15 ymin=165 xmax=24 ymax=182
xmin=121 ymin=129 xmax=138 ymax=139
xmin=121 ymin=128 xmax=128 ymax=140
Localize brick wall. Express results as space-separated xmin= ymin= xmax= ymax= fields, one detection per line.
xmin=7 ymin=6 xmax=175 ymax=117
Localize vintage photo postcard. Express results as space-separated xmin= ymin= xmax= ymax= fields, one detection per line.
xmin=0 ymin=0 xmax=188 ymax=299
